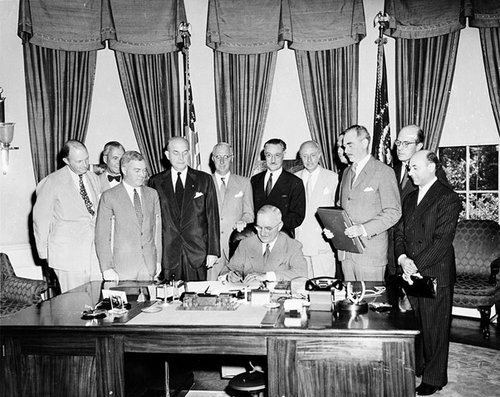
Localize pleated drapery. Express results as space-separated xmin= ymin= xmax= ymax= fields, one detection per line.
xmin=295 ymin=45 xmax=359 ymax=171
xmin=23 ymin=43 xmax=97 ymax=182
xmin=214 ymin=51 xmax=278 ymax=177
xmin=115 ymin=52 xmax=181 ymax=176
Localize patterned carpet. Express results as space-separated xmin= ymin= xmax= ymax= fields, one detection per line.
xmin=433 ymin=342 xmax=500 ymax=397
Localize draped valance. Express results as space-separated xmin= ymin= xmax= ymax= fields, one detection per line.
xmin=206 ymin=0 xmax=366 ymax=54
xmin=18 ymin=0 xmax=186 ymax=54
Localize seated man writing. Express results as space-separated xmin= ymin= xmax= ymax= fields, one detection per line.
xmin=224 ymin=205 xmax=307 ymax=285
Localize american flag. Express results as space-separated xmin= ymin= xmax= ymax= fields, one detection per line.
xmin=372 ymin=13 xmax=392 ymax=166
xmin=180 ymin=23 xmax=201 ymax=170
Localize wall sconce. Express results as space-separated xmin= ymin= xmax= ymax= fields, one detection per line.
xmin=0 ymin=122 xmax=18 ymax=175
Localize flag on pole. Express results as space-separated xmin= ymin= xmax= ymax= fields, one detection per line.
xmin=180 ymin=22 xmax=201 ymax=170
xmin=372 ymin=12 xmax=392 ymax=166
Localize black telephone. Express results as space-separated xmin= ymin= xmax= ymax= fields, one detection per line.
xmin=305 ymin=277 xmax=344 ymax=292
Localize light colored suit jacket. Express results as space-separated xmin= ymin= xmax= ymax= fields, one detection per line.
xmin=227 ymin=232 xmax=307 ymax=281
xmin=294 ymin=167 xmax=338 ymax=256
xmin=98 ymin=172 xmax=112 ymax=192
xmin=212 ymin=172 xmax=254 ymax=261
xmin=33 ymin=166 xmax=101 ymax=272
xmin=339 ymin=156 xmax=401 ymax=267
xmin=95 ymin=183 xmax=162 ymax=280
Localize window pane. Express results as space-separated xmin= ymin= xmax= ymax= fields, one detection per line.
xmin=457 ymin=193 xmax=467 ymax=221
xmin=468 ymin=193 xmax=499 ymax=221
xmin=439 ymin=147 xmax=466 ymax=191
xmin=469 ymin=146 xmax=498 ymax=191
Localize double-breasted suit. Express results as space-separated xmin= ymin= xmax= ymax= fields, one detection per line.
xmin=339 ymin=156 xmax=401 ymax=280
xmin=395 ymin=180 xmax=461 ymax=387
xmin=33 ymin=166 xmax=102 ymax=291
xmin=209 ymin=173 xmax=254 ymax=279
xmin=95 ymin=183 xmax=162 ymax=280
xmin=251 ymin=170 xmax=305 ymax=237
xmin=149 ymin=167 xmax=220 ymax=281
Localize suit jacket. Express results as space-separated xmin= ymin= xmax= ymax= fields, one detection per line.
xmin=294 ymin=167 xmax=338 ymax=255
xmin=394 ymin=180 xmax=461 ymax=286
xmin=33 ymin=166 xmax=101 ymax=272
xmin=227 ymin=232 xmax=307 ymax=281
xmin=149 ymin=167 xmax=220 ymax=277
xmin=212 ymin=173 xmax=254 ymax=260
xmin=98 ymin=172 xmax=115 ymax=193
xmin=251 ymin=170 xmax=305 ymax=237
xmin=339 ymin=156 xmax=401 ymax=267
xmin=95 ymin=183 xmax=162 ymax=279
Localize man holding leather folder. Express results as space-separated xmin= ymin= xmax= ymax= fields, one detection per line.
xmin=395 ymin=150 xmax=461 ymax=396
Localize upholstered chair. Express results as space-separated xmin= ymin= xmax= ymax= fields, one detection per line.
xmin=452 ymin=220 xmax=500 ymax=338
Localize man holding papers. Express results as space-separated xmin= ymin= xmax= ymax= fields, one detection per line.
xmin=225 ymin=205 xmax=307 ymax=284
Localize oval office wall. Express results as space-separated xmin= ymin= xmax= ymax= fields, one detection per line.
xmin=0 ymin=0 xmax=499 ymax=289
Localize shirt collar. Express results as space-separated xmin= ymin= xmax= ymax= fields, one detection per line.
xmin=354 ymin=154 xmax=371 ymax=173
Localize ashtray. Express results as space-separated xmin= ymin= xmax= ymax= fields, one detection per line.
xmin=81 ymin=309 xmax=106 ymax=320
xmin=141 ymin=305 xmax=162 ymax=313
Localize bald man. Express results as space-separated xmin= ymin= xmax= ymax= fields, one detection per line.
xmin=33 ymin=140 xmax=102 ymax=292
xmin=149 ymin=137 xmax=220 ymax=282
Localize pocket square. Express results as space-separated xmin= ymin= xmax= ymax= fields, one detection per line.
xmin=323 ymin=187 xmax=331 ymax=195
xmin=194 ymin=191 xmax=204 ymax=199
xmin=234 ymin=191 xmax=243 ymax=198
xmin=363 ymin=187 xmax=374 ymax=192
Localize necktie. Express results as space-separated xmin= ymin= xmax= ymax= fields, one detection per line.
xmin=350 ymin=163 xmax=358 ymax=189
xmin=400 ymin=164 xmax=408 ymax=187
xmin=175 ymin=172 xmax=184 ymax=210
xmin=220 ymin=177 xmax=227 ymax=203
xmin=133 ymin=188 xmax=143 ymax=226
xmin=265 ymin=173 xmax=273 ymax=197
xmin=263 ymin=243 xmax=271 ymax=264
xmin=305 ymin=172 xmax=312 ymax=199
xmin=108 ymin=174 xmax=121 ymax=183
xmin=79 ymin=174 xmax=95 ymax=216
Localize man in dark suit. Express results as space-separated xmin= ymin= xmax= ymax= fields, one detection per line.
xmin=251 ymin=138 xmax=305 ymax=237
xmin=395 ymin=150 xmax=461 ymax=396
xmin=95 ymin=151 xmax=162 ymax=281
xmin=149 ymin=137 xmax=220 ymax=282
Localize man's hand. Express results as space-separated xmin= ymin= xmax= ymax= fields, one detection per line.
xmin=234 ymin=221 xmax=247 ymax=232
xmin=103 ymin=269 xmax=119 ymax=282
xmin=243 ymin=273 xmax=266 ymax=284
xmin=400 ymin=256 xmax=418 ymax=276
xmin=227 ymin=271 xmax=243 ymax=283
xmin=323 ymin=228 xmax=334 ymax=239
xmin=206 ymin=255 xmax=218 ymax=269
xmin=345 ymin=224 xmax=364 ymax=238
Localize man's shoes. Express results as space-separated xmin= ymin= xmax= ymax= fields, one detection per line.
xmin=416 ymin=382 xmax=442 ymax=395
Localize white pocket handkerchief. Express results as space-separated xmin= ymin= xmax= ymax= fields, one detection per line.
xmin=364 ymin=187 xmax=374 ymax=192
xmin=194 ymin=191 xmax=204 ymax=199
xmin=323 ymin=187 xmax=331 ymax=195
xmin=234 ymin=191 xmax=243 ymax=198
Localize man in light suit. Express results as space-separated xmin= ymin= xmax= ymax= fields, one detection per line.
xmin=330 ymin=125 xmax=401 ymax=281
xmin=395 ymin=150 xmax=461 ymax=396
xmin=209 ymin=142 xmax=254 ymax=280
xmin=95 ymin=151 xmax=162 ymax=281
xmin=251 ymin=138 xmax=305 ymax=237
xmin=97 ymin=141 xmax=125 ymax=192
xmin=33 ymin=140 xmax=101 ymax=293
xmin=295 ymin=141 xmax=338 ymax=278
xmin=149 ymin=137 xmax=220 ymax=282
xmin=226 ymin=205 xmax=307 ymax=284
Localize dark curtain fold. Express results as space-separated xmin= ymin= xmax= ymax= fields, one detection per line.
xmin=214 ymin=51 xmax=278 ymax=177
xmin=395 ymin=31 xmax=460 ymax=152
xmin=294 ymin=45 xmax=359 ymax=171
xmin=114 ymin=51 xmax=181 ymax=175
xmin=23 ymin=43 xmax=97 ymax=182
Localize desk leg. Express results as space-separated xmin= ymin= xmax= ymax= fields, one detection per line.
xmin=96 ymin=336 xmax=125 ymax=397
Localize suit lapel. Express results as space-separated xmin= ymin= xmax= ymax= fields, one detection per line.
xmin=413 ymin=181 xmax=441 ymax=219
xmin=118 ymin=183 xmax=142 ymax=230
xmin=212 ymin=174 xmax=223 ymax=213
xmin=352 ymin=157 xmax=374 ymax=190
xmin=224 ymin=175 xmax=239 ymax=208
xmin=183 ymin=168 xmax=197 ymax=220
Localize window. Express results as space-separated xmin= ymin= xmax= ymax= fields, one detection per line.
xmin=439 ymin=145 xmax=499 ymax=222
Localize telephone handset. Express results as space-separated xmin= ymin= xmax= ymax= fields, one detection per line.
xmin=305 ymin=277 xmax=344 ymax=292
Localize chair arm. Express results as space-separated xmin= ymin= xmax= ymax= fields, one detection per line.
xmin=489 ymin=257 xmax=500 ymax=284
xmin=1 ymin=276 xmax=47 ymax=304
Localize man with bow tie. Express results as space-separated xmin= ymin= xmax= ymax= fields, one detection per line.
xmin=149 ymin=137 xmax=220 ymax=282
xmin=97 ymin=141 xmax=125 ymax=192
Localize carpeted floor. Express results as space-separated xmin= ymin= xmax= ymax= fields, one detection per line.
xmin=430 ymin=342 xmax=500 ymax=397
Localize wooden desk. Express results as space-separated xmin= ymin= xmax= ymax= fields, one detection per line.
xmin=0 ymin=281 xmax=418 ymax=397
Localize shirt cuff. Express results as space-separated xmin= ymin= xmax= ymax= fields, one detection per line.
xmin=398 ymin=254 xmax=407 ymax=266
xmin=360 ymin=225 xmax=368 ymax=237
xmin=265 ymin=271 xmax=277 ymax=282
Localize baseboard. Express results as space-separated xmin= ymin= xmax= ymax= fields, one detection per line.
xmin=0 ymin=243 xmax=42 ymax=280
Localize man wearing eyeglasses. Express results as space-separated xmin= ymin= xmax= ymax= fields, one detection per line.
xmin=251 ymin=138 xmax=306 ymax=238
xmin=209 ymin=142 xmax=254 ymax=280
xmin=225 ymin=205 xmax=307 ymax=285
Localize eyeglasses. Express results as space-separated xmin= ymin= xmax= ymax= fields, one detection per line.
xmin=394 ymin=140 xmax=418 ymax=148
xmin=255 ymin=223 xmax=281 ymax=233
xmin=213 ymin=154 xmax=232 ymax=162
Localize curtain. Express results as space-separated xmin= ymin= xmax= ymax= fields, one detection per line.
xmin=115 ymin=52 xmax=181 ymax=175
xmin=214 ymin=51 xmax=277 ymax=177
xmin=394 ymin=32 xmax=460 ymax=152
xmin=23 ymin=43 xmax=97 ymax=182
xmin=295 ymin=45 xmax=359 ymax=171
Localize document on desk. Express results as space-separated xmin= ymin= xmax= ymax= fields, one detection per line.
xmin=184 ymin=281 xmax=246 ymax=295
